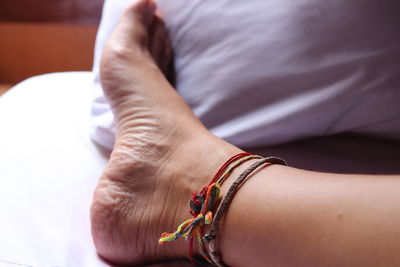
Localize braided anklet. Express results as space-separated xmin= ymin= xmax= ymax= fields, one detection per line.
xmin=203 ymin=156 xmax=287 ymax=266
xmin=158 ymin=153 xmax=287 ymax=265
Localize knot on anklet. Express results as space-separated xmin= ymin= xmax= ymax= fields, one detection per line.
xmin=190 ymin=181 xmax=220 ymax=217
xmin=189 ymin=187 xmax=206 ymax=217
xmin=202 ymin=230 xmax=216 ymax=243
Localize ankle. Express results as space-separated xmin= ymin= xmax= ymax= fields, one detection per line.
xmin=159 ymin=133 xmax=244 ymax=257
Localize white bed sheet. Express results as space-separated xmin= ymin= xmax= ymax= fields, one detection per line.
xmin=0 ymin=72 xmax=109 ymax=267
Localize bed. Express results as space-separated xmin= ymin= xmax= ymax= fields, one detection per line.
xmin=0 ymin=71 xmax=399 ymax=266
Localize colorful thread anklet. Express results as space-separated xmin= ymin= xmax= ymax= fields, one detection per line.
xmin=158 ymin=152 xmax=261 ymax=262
xmin=158 ymin=153 xmax=288 ymax=265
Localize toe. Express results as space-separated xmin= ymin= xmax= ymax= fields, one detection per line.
xmin=149 ymin=15 xmax=173 ymax=74
xmin=115 ymin=0 xmax=157 ymax=49
xmin=100 ymin=0 xmax=159 ymax=93
xmin=124 ymin=0 xmax=157 ymax=29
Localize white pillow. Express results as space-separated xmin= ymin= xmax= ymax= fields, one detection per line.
xmin=91 ymin=0 xmax=400 ymax=150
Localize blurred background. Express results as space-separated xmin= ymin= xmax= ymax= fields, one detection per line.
xmin=0 ymin=0 xmax=105 ymax=95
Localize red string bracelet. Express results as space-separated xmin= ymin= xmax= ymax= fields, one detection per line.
xmin=158 ymin=152 xmax=262 ymax=263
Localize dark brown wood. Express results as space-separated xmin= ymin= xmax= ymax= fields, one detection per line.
xmin=0 ymin=23 xmax=98 ymax=84
xmin=0 ymin=0 xmax=104 ymax=24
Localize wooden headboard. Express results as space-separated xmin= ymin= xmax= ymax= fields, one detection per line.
xmin=0 ymin=0 xmax=105 ymax=85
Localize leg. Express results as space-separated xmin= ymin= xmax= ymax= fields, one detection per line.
xmin=91 ymin=1 xmax=400 ymax=266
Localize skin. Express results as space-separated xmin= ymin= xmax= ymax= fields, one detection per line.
xmin=90 ymin=0 xmax=400 ymax=266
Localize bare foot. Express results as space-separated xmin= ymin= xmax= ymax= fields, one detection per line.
xmin=90 ymin=0 xmax=241 ymax=265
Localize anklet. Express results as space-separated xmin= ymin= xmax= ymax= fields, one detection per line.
xmin=158 ymin=153 xmax=287 ymax=265
xmin=158 ymin=152 xmax=261 ymax=262
xmin=203 ymin=157 xmax=287 ymax=267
